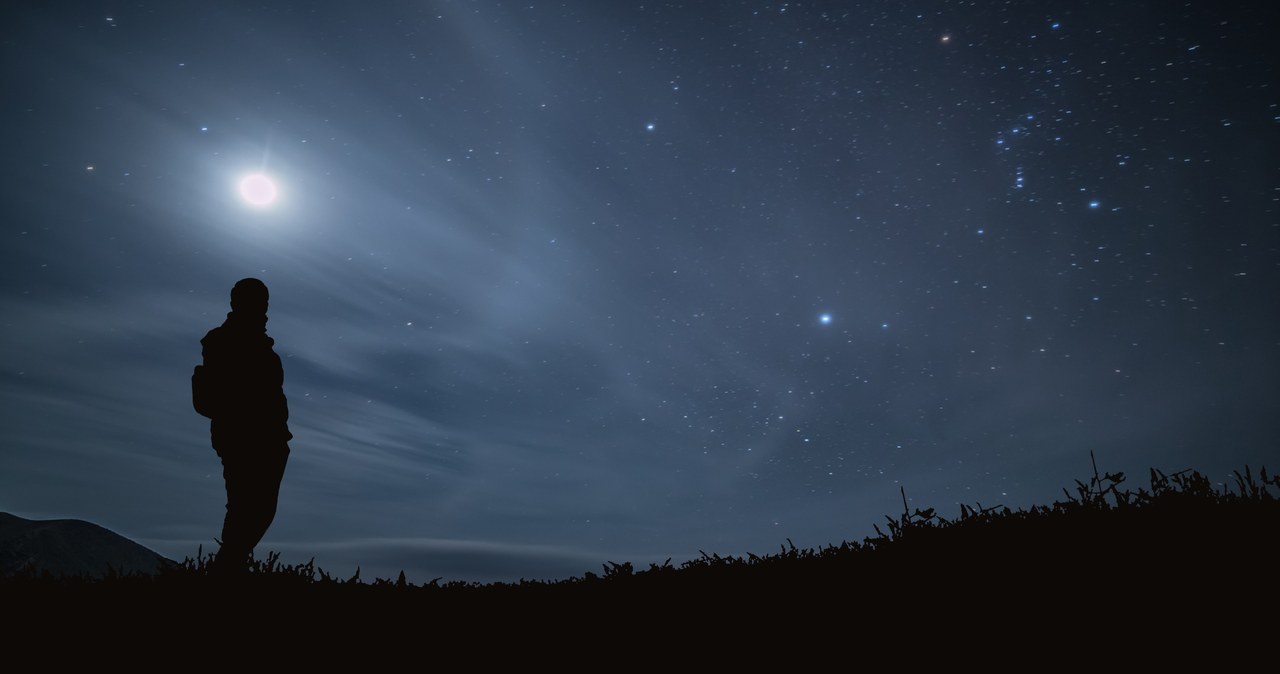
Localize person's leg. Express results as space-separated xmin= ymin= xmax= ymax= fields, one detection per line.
xmin=240 ymin=446 xmax=289 ymax=553
xmin=214 ymin=445 xmax=288 ymax=573
xmin=214 ymin=451 xmax=253 ymax=574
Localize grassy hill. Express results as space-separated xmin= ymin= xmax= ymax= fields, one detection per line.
xmin=5 ymin=455 xmax=1275 ymax=661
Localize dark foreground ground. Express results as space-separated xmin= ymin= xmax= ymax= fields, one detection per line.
xmin=5 ymin=462 xmax=1275 ymax=664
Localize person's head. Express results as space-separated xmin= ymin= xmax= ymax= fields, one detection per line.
xmin=230 ymin=277 xmax=269 ymax=315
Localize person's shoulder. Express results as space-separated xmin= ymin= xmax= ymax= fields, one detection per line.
xmin=201 ymin=324 xmax=228 ymax=348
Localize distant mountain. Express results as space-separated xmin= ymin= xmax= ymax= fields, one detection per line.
xmin=0 ymin=512 xmax=174 ymax=578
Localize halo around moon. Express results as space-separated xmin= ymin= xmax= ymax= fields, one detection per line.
xmin=238 ymin=173 xmax=279 ymax=207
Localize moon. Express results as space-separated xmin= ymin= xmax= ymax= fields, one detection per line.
xmin=238 ymin=173 xmax=278 ymax=206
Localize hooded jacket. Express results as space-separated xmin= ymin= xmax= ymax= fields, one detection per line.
xmin=200 ymin=310 xmax=293 ymax=453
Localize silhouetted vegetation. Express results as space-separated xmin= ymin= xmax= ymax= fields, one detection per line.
xmin=6 ymin=455 xmax=1276 ymax=649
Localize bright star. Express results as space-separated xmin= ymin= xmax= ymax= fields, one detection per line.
xmin=819 ymin=313 xmax=832 ymax=324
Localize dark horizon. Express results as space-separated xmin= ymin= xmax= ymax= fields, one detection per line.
xmin=5 ymin=459 xmax=1276 ymax=593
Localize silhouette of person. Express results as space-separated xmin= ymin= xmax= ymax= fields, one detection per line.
xmin=198 ymin=277 xmax=292 ymax=575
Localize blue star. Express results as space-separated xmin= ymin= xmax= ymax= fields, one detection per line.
xmin=819 ymin=313 xmax=832 ymax=325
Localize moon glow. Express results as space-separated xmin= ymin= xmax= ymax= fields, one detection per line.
xmin=238 ymin=173 xmax=278 ymax=206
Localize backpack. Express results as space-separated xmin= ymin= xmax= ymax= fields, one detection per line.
xmin=191 ymin=364 xmax=217 ymax=418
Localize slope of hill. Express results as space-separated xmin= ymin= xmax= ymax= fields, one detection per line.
xmin=0 ymin=512 xmax=174 ymax=579
xmin=2 ymin=460 xmax=1274 ymax=662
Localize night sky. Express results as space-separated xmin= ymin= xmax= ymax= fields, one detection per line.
xmin=2 ymin=1 xmax=1276 ymax=584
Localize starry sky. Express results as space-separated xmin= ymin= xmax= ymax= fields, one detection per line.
xmin=2 ymin=1 xmax=1277 ymax=584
